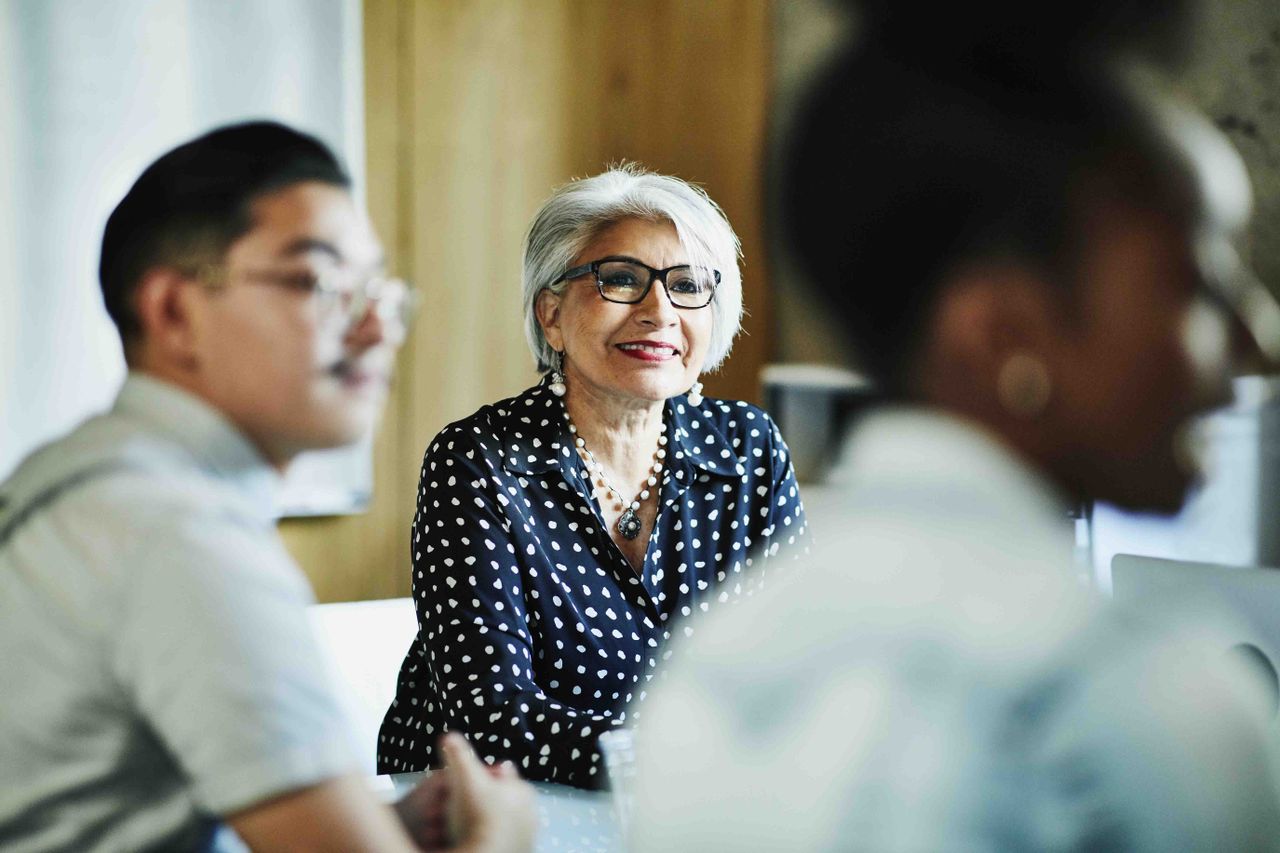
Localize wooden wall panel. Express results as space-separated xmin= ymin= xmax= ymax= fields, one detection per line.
xmin=560 ymin=1 xmax=773 ymax=404
xmin=282 ymin=0 xmax=772 ymax=603
xmin=404 ymin=1 xmax=578 ymax=446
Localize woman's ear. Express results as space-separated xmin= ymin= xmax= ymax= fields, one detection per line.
xmin=536 ymin=289 xmax=565 ymax=352
xmin=931 ymin=264 xmax=1060 ymax=374
xmin=912 ymin=261 xmax=1065 ymax=418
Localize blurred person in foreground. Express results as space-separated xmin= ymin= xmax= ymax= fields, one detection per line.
xmin=0 ymin=122 xmax=533 ymax=852
xmin=378 ymin=166 xmax=809 ymax=789
xmin=630 ymin=4 xmax=1280 ymax=851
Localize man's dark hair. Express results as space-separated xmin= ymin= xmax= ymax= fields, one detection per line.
xmin=99 ymin=120 xmax=351 ymax=344
xmin=778 ymin=8 xmax=1193 ymax=393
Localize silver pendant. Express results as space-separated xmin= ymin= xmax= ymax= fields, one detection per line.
xmin=617 ymin=507 xmax=643 ymax=540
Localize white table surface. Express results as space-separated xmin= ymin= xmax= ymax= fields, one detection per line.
xmin=308 ymin=597 xmax=419 ymax=777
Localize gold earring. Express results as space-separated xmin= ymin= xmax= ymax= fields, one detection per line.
xmin=996 ymin=353 xmax=1051 ymax=419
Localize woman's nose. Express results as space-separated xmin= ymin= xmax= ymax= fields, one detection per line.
xmin=636 ymin=277 xmax=679 ymax=325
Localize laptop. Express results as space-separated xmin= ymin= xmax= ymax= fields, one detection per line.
xmin=1111 ymin=554 xmax=1280 ymax=716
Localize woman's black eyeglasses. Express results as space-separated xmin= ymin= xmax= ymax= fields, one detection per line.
xmin=554 ymin=257 xmax=719 ymax=309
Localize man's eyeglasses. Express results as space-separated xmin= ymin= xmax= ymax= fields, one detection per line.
xmin=554 ymin=257 xmax=719 ymax=309
xmin=196 ymin=265 xmax=419 ymax=334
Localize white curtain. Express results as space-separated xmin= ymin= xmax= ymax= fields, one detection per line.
xmin=0 ymin=0 xmax=368 ymax=515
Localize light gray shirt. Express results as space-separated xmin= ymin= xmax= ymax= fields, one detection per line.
xmin=631 ymin=409 xmax=1280 ymax=852
xmin=0 ymin=374 xmax=357 ymax=852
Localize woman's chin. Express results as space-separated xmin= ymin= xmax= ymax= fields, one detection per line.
xmin=589 ymin=364 xmax=690 ymax=404
xmin=622 ymin=375 xmax=691 ymax=404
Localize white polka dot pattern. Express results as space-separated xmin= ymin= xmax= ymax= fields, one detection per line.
xmin=377 ymin=379 xmax=810 ymax=788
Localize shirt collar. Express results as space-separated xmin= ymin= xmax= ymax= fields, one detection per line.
xmin=665 ymin=395 xmax=745 ymax=479
xmin=497 ymin=378 xmax=573 ymax=476
xmin=114 ymin=372 xmax=280 ymax=518
xmin=830 ymin=406 xmax=1070 ymax=533
xmin=499 ymin=377 xmax=744 ymax=480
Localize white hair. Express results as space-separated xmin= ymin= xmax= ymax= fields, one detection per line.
xmin=522 ymin=164 xmax=744 ymax=374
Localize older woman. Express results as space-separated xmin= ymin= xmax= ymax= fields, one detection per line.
xmin=377 ymin=166 xmax=809 ymax=788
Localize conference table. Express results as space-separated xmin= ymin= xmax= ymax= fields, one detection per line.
xmin=388 ymin=771 xmax=624 ymax=852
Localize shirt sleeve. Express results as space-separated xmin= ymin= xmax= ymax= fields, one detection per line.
xmin=408 ymin=427 xmax=621 ymax=789
xmin=755 ymin=412 xmax=812 ymax=570
xmin=108 ymin=481 xmax=358 ymax=817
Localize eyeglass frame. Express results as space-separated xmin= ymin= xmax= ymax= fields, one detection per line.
xmin=553 ymin=256 xmax=721 ymax=308
xmin=191 ymin=263 xmax=419 ymax=333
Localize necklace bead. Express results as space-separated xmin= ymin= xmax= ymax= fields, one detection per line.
xmin=561 ymin=405 xmax=667 ymax=542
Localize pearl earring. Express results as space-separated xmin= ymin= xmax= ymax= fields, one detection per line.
xmin=549 ymin=350 xmax=567 ymax=397
xmin=687 ymin=380 xmax=704 ymax=407
xmin=996 ymin=353 xmax=1050 ymax=419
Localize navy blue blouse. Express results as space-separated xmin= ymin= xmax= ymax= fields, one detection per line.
xmin=377 ymin=379 xmax=809 ymax=788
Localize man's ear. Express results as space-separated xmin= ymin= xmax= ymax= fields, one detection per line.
xmin=131 ymin=268 xmax=201 ymax=370
xmin=535 ymin=289 xmax=564 ymax=353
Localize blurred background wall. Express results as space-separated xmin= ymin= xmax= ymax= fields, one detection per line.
xmin=281 ymin=0 xmax=774 ymax=601
xmin=767 ymin=0 xmax=1280 ymax=370
xmin=1182 ymin=1 xmax=1280 ymax=301
xmin=0 ymin=0 xmax=364 ymax=495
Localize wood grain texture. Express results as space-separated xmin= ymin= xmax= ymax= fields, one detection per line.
xmin=281 ymin=0 xmax=772 ymax=602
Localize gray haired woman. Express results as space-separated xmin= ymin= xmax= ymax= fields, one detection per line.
xmin=378 ymin=164 xmax=810 ymax=789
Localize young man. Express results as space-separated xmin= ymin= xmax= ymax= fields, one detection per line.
xmin=0 ymin=123 xmax=533 ymax=852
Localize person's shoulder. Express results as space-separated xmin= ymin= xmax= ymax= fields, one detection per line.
xmin=1 ymin=407 xmax=137 ymax=512
xmin=2 ymin=414 xmax=258 ymax=551
xmin=5 ymin=461 xmax=296 ymax=624
xmin=679 ymin=395 xmax=773 ymax=426
xmin=676 ymin=395 xmax=780 ymax=445
xmin=76 ymin=466 xmax=277 ymax=556
xmin=82 ymin=464 xmax=251 ymax=521
xmin=419 ymin=381 xmax=562 ymax=465
xmin=423 ymin=384 xmax=531 ymax=447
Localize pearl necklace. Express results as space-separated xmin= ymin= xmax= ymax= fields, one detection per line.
xmin=562 ymin=408 xmax=667 ymax=541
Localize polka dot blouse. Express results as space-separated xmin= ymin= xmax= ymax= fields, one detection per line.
xmin=377 ymin=379 xmax=810 ymax=788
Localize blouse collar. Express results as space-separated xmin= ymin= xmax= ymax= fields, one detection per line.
xmin=498 ymin=376 xmax=744 ymax=482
